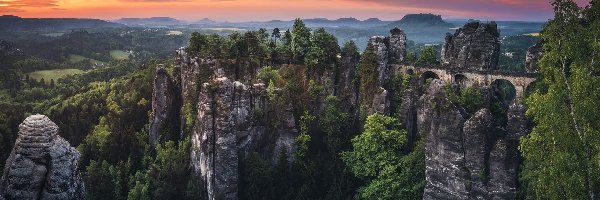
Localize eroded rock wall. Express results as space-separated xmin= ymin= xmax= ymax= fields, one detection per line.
xmin=441 ymin=22 xmax=500 ymax=71
xmin=149 ymin=64 xmax=179 ymax=145
xmin=419 ymin=80 xmax=522 ymax=199
xmin=0 ymin=115 xmax=84 ymax=200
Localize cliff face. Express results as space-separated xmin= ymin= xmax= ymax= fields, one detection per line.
xmin=0 ymin=115 xmax=84 ymax=200
xmin=153 ymin=24 xmax=529 ymax=199
xmin=441 ymin=22 xmax=500 ymax=71
xmin=418 ymin=81 xmax=523 ymax=199
xmin=149 ymin=64 xmax=181 ymax=145
xmin=171 ymin=50 xmax=299 ymax=200
xmin=367 ymin=27 xmax=407 ymax=86
xmin=364 ymin=28 xmax=407 ymax=116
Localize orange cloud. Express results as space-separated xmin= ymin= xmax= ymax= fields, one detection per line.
xmin=1 ymin=0 xmax=591 ymax=21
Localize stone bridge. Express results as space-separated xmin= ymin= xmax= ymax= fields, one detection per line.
xmin=394 ymin=65 xmax=537 ymax=100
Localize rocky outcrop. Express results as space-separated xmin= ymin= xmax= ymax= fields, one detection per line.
xmin=420 ymin=80 xmax=522 ymax=199
xmin=337 ymin=45 xmax=360 ymax=113
xmin=149 ymin=64 xmax=180 ymax=145
xmin=525 ymin=43 xmax=542 ymax=74
xmin=441 ymin=22 xmax=500 ymax=71
xmin=363 ymin=28 xmax=408 ymax=117
xmin=367 ymin=27 xmax=407 ymax=86
xmin=0 ymin=115 xmax=84 ymax=200
xmin=191 ymin=73 xmax=297 ymax=200
xmin=388 ymin=27 xmax=407 ymax=64
xmin=399 ymin=87 xmax=419 ymax=147
xmin=368 ymin=87 xmax=389 ymax=115
xmin=369 ymin=36 xmax=390 ymax=86
xmin=192 ymin=77 xmax=240 ymax=200
xmin=419 ymin=80 xmax=469 ymax=199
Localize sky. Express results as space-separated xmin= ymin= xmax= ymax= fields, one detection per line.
xmin=0 ymin=0 xmax=592 ymax=22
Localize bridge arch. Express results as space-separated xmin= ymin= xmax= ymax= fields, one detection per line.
xmin=490 ymin=79 xmax=516 ymax=104
xmin=420 ymin=71 xmax=439 ymax=83
xmin=453 ymin=74 xmax=469 ymax=87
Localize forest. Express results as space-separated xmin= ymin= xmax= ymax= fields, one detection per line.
xmin=0 ymin=0 xmax=599 ymax=199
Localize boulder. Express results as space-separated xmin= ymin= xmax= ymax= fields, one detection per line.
xmin=0 ymin=115 xmax=85 ymax=200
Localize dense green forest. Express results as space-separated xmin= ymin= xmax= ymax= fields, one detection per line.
xmin=0 ymin=0 xmax=598 ymax=199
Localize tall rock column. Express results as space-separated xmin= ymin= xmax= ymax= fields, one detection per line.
xmin=419 ymin=80 xmax=469 ymax=199
xmin=0 ymin=115 xmax=85 ymax=200
xmin=149 ymin=64 xmax=180 ymax=145
xmin=441 ymin=22 xmax=500 ymax=71
xmin=191 ymin=77 xmax=239 ymax=200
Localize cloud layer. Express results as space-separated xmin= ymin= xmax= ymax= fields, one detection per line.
xmin=0 ymin=0 xmax=60 ymax=12
xmin=0 ymin=0 xmax=592 ymax=21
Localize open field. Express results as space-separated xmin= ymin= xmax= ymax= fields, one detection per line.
xmin=28 ymin=69 xmax=85 ymax=82
xmin=110 ymin=50 xmax=130 ymax=60
xmin=523 ymin=33 xmax=541 ymax=36
xmin=42 ymin=33 xmax=64 ymax=37
xmin=202 ymin=27 xmax=246 ymax=31
xmin=166 ymin=30 xmax=183 ymax=35
xmin=68 ymin=54 xmax=104 ymax=65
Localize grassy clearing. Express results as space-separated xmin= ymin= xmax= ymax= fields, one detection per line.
xmin=110 ymin=50 xmax=130 ymax=60
xmin=202 ymin=27 xmax=246 ymax=32
xmin=166 ymin=30 xmax=183 ymax=35
xmin=68 ymin=54 xmax=104 ymax=65
xmin=28 ymin=69 xmax=85 ymax=83
xmin=524 ymin=33 xmax=541 ymax=37
xmin=42 ymin=33 xmax=64 ymax=37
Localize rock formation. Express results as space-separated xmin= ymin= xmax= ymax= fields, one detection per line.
xmin=419 ymin=80 xmax=522 ymax=199
xmin=0 ymin=115 xmax=84 ymax=200
xmin=367 ymin=27 xmax=407 ymax=86
xmin=441 ymin=22 xmax=500 ymax=71
xmin=363 ymin=28 xmax=407 ymax=116
xmin=525 ymin=43 xmax=542 ymax=74
xmin=189 ymin=68 xmax=297 ymax=200
xmin=419 ymin=80 xmax=469 ymax=199
xmin=337 ymin=45 xmax=360 ymax=113
xmin=149 ymin=64 xmax=180 ymax=145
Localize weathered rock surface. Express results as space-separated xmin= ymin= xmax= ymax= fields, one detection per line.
xmin=337 ymin=45 xmax=360 ymax=113
xmin=420 ymin=80 xmax=522 ymax=199
xmin=190 ymin=74 xmax=297 ymax=200
xmin=367 ymin=27 xmax=407 ymax=86
xmin=419 ymin=80 xmax=469 ymax=200
xmin=399 ymin=87 xmax=419 ymax=147
xmin=0 ymin=115 xmax=84 ymax=200
xmin=149 ymin=64 xmax=179 ymax=145
xmin=388 ymin=27 xmax=407 ymax=64
xmin=463 ymin=109 xmax=493 ymax=199
xmin=525 ymin=43 xmax=542 ymax=74
xmin=441 ymin=22 xmax=500 ymax=71
xmin=368 ymin=87 xmax=389 ymax=115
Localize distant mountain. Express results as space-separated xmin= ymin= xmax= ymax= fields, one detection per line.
xmin=384 ymin=13 xmax=454 ymax=43
xmin=364 ymin=18 xmax=382 ymax=23
xmin=192 ymin=18 xmax=216 ymax=25
xmin=0 ymin=15 xmax=124 ymax=31
xmin=334 ymin=17 xmax=361 ymax=23
xmin=389 ymin=14 xmax=453 ymax=28
xmin=115 ymin=17 xmax=183 ymax=26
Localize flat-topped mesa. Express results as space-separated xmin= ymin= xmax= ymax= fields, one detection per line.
xmin=441 ymin=21 xmax=500 ymax=71
xmin=0 ymin=115 xmax=85 ymax=200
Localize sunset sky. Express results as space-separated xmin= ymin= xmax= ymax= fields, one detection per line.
xmin=0 ymin=0 xmax=592 ymax=22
